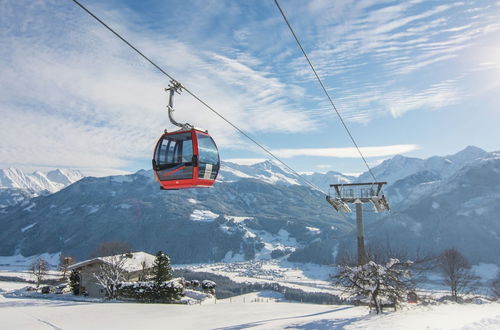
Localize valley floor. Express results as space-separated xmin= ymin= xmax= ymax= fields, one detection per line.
xmin=1 ymin=259 xmax=499 ymax=329
xmin=0 ymin=290 xmax=499 ymax=330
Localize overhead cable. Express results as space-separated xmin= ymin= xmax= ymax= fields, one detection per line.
xmin=273 ymin=0 xmax=377 ymax=182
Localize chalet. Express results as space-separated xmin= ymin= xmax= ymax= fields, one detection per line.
xmin=68 ymin=251 xmax=156 ymax=298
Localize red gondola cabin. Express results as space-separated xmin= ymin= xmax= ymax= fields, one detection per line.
xmin=152 ymin=129 xmax=220 ymax=189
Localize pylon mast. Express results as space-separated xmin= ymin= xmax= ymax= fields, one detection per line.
xmin=326 ymin=182 xmax=389 ymax=265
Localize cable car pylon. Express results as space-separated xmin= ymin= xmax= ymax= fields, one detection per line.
xmin=327 ymin=182 xmax=390 ymax=265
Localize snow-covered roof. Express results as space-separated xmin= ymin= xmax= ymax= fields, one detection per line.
xmin=69 ymin=251 xmax=156 ymax=273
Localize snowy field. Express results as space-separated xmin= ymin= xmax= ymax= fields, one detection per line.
xmin=177 ymin=259 xmax=499 ymax=297
xmin=0 ymin=257 xmax=499 ymax=329
xmin=0 ymin=289 xmax=499 ymax=329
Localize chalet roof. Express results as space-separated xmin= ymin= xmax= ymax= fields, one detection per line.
xmin=69 ymin=251 xmax=156 ymax=273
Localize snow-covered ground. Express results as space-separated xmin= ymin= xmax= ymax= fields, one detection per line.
xmin=181 ymin=259 xmax=339 ymax=295
xmin=0 ymin=288 xmax=498 ymax=329
xmin=0 ymin=258 xmax=499 ymax=329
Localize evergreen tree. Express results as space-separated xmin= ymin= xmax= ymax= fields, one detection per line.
xmin=69 ymin=269 xmax=80 ymax=295
xmin=151 ymin=251 xmax=172 ymax=284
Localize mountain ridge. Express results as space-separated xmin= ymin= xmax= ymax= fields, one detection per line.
xmin=0 ymin=146 xmax=498 ymax=265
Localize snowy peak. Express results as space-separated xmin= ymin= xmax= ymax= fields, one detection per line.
xmin=357 ymin=146 xmax=493 ymax=185
xmin=357 ymin=155 xmax=424 ymax=184
xmin=219 ymin=160 xmax=354 ymax=191
xmin=0 ymin=168 xmax=52 ymax=192
xmin=46 ymin=168 xmax=84 ymax=186
xmin=0 ymin=168 xmax=84 ymax=195
xmin=0 ymin=168 xmax=25 ymax=189
xmin=219 ymin=160 xmax=301 ymax=186
xmin=446 ymin=145 xmax=490 ymax=165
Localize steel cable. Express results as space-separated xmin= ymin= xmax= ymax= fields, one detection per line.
xmin=70 ymin=0 xmax=328 ymax=195
xmin=273 ymin=0 xmax=377 ymax=182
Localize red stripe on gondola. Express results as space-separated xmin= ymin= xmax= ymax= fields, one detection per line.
xmin=163 ymin=164 xmax=186 ymax=177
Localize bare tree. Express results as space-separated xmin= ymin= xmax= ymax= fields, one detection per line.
xmin=93 ymin=254 xmax=128 ymax=299
xmin=438 ymin=248 xmax=478 ymax=301
xmin=490 ymin=271 xmax=500 ymax=299
xmin=91 ymin=241 xmax=132 ymax=258
xmin=59 ymin=256 xmax=75 ymax=279
xmin=138 ymin=259 xmax=150 ymax=281
xmin=30 ymin=257 xmax=50 ymax=288
xmin=335 ymin=259 xmax=414 ymax=314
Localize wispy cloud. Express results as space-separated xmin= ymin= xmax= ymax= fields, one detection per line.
xmin=1 ymin=1 xmax=499 ymax=175
xmin=0 ymin=1 xmax=318 ymax=175
xmin=278 ymin=0 xmax=500 ymax=121
xmin=273 ymin=144 xmax=420 ymax=158
xmin=385 ymin=81 xmax=460 ymax=117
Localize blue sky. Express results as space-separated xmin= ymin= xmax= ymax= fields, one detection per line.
xmin=1 ymin=0 xmax=499 ymax=176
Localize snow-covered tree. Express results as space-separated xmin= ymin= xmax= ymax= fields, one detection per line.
xmin=438 ymin=248 xmax=478 ymax=301
xmin=151 ymin=251 xmax=172 ymax=284
xmin=30 ymin=257 xmax=50 ymax=288
xmin=202 ymin=280 xmax=217 ymax=294
xmin=335 ymin=259 xmax=414 ymax=314
xmin=93 ymin=254 xmax=128 ymax=299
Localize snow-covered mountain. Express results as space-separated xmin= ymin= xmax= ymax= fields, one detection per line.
xmin=0 ymin=168 xmax=84 ymax=208
xmin=356 ymin=145 xmax=491 ymax=184
xmin=357 ymin=155 xmax=500 ymax=264
xmin=0 ymin=168 xmax=84 ymax=192
xmin=0 ymin=146 xmax=498 ymax=265
xmin=216 ymin=146 xmax=500 ymax=265
xmin=0 ymin=162 xmax=352 ymax=262
xmin=219 ymin=160 xmax=353 ymax=189
xmin=322 ymin=146 xmax=500 ymax=265
xmin=218 ymin=160 xmax=303 ymax=186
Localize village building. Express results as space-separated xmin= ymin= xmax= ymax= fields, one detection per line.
xmin=68 ymin=252 xmax=156 ymax=298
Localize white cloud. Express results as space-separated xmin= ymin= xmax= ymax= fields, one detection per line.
xmin=273 ymin=144 xmax=420 ymax=158
xmin=0 ymin=1 xmax=318 ymax=175
xmin=2 ymin=1 xmax=499 ymax=176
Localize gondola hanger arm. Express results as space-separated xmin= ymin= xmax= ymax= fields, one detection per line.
xmin=165 ymin=80 xmax=193 ymax=132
